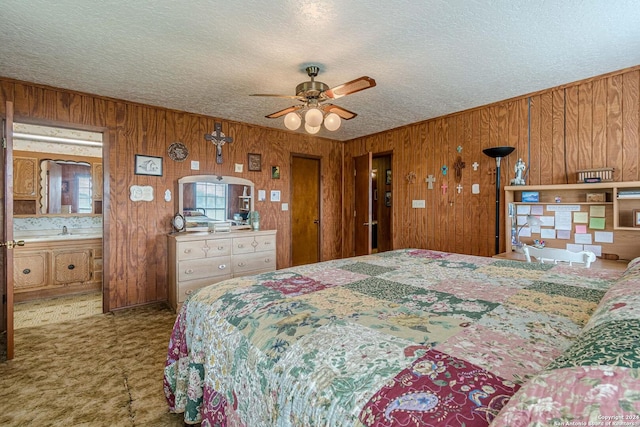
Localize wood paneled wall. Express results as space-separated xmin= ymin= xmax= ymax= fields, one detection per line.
xmin=343 ymin=66 xmax=640 ymax=258
xmin=0 ymin=78 xmax=344 ymax=310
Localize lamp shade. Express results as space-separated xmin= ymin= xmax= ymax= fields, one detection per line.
xmin=284 ymin=112 xmax=301 ymax=130
xmin=305 ymin=108 xmax=323 ymax=127
xmin=526 ymin=215 xmax=542 ymax=227
xmin=482 ymin=146 xmax=516 ymax=158
xmin=304 ymin=123 xmax=321 ymax=134
xmin=323 ymin=112 xmax=341 ymax=131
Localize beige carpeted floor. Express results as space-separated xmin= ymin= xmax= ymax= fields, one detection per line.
xmin=14 ymin=292 xmax=103 ymax=329
xmin=0 ymin=302 xmax=188 ymax=426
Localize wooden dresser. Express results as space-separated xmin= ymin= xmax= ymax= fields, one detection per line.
xmin=167 ymin=229 xmax=277 ymax=311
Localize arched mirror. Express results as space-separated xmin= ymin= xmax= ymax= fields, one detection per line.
xmin=40 ymin=159 xmax=92 ymax=214
xmin=178 ymin=175 xmax=254 ymax=230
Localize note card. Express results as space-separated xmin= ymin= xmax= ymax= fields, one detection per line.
xmin=566 ymin=243 xmax=584 ymax=252
xmin=531 ymin=205 xmax=544 ymax=215
xmin=574 ymin=212 xmax=589 ymax=223
xmin=555 ymin=211 xmax=572 ymax=230
xmin=575 ymin=225 xmax=587 ymax=234
xmin=574 ymin=233 xmax=593 ymax=244
xmin=541 ymin=228 xmax=556 ymax=239
xmin=557 ymin=230 xmax=571 ymax=239
xmin=594 ymin=231 xmax=614 ymax=243
xmin=517 ymin=205 xmax=531 ymax=215
xmin=589 ymin=217 xmax=606 ymax=230
xmin=584 ymin=244 xmax=602 ymax=257
xmin=590 ymin=205 xmax=606 ymax=217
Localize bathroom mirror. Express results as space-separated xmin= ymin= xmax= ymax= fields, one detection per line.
xmin=178 ymin=175 xmax=254 ymax=229
xmin=40 ymin=159 xmax=92 ymax=214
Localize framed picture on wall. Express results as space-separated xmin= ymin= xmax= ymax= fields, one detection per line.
xmin=271 ymin=166 xmax=280 ymax=179
xmin=248 ymin=153 xmax=262 ymax=171
xmin=385 ymin=191 xmax=392 ymax=207
xmin=385 ymin=169 xmax=392 ymax=185
xmin=134 ymin=154 xmax=163 ymax=176
xmin=634 ymin=209 xmax=640 ymax=227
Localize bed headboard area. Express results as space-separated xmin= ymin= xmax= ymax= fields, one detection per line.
xmin=164 ymin=249 xmax=639 ymax=426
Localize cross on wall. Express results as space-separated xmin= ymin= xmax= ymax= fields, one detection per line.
xmin=425 ymin=174 xmax=436 ymax=189
xmin=204 ymin=122 xmax=233 ymax=164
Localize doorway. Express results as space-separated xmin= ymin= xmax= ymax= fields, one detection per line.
xmin=8 ymin=122 xmax=105 ymax=335
xmin=291 ymin=155 xmax=321 ymax=266
xmin=354 ymin=152 xmax=392 ymax=256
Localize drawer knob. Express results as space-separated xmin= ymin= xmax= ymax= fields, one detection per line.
xmin=264 ymin=258 xmax=271 ymax=263
xmin=264 ymin=241 xmax=271 ymax=245
xmin=185 ymin=268 xmax=194 ymax=275
xmin=217 ymin=246 xmax=224 ymax=250
xmin=219 ymin=264 xmax=227 ymax=269
xmin=238 ymin=262 xmax=245 ymax=267
xmin=184 ymin=249 xmax=192 ymax=253
xmin=185 ymin=289 xmax=194 ymax=296
xmin=23 ymin=268 xmax=31 ymax=275
xmin=238 ymin=244 xmax=244 ymax=248
xmin=68 ymin=264 xmax=75 ymax=270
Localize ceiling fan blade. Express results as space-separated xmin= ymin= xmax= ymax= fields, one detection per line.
xmin=322 ymin=104 xmax=357 ymax=120
xmin=325 ymin=76 xmax=376 ymax=99
xmin=265 ymin=105 xmax=304 ymax=119
xmin=250 ymin=94 xmax=303 ymax=100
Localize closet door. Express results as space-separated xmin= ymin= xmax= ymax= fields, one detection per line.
xmin=1 ymin=101 xmax=15 ymax=360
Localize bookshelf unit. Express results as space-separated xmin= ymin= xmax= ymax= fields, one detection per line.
xmin=504 ymin=181 xmax=640 ymax=262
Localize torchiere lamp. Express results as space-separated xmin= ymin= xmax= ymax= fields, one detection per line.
xmin=483 ymin=146 xmax=515 ymax=254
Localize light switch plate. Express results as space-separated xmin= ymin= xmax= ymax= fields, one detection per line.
xmin=235 ymin=163 xmax=243 ymax=173
xmin=412 ymin=199 xmax=426 ymax=208
xmin=281 ymin=203 xmax=289 ymax=211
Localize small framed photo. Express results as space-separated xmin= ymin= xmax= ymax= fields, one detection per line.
xmin=248 ymin=153 xmax=262 ymax=171
xmin=521 ymin=191 xmax=539 ymax=203
xmin=385 ymin=169 xmax=392 ymax=185
xmin=134 ymin=154 xmax=163 ymax=176
xmin=634 ymin=209 xmax=640 ymax=227
xmin=270 ymin=190 xmax=281 ymax=202
xmin=271 ymin=166 xmax=280 ymax=179
xmin=385 ymin=191 xmax=392 ymax=207
xmin=61 ymin=180 xmax=69 ymax=193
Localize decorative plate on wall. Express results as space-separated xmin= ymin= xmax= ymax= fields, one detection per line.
xmin=168 ymin=142 xmax=189 ymax=162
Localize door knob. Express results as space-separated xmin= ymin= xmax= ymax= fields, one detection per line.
xmin=0 ymin=240 xmax=25 ymax=249
xmin=313 ymin=219 xmax=320 ymax=224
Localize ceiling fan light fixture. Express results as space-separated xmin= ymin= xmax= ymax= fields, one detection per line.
xmin=305 ymin=108 xmax=323 ymax=127
xmin=323 ymin=112 xmax=341 ymax=131
xmin=304 ymin=123 xmax=321 ymax=134
xmin=284 ymin=112 xmax=302 ymax=130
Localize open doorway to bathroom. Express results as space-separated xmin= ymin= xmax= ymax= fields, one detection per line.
xmin=11 ymin=123 xmax=105 ymax=329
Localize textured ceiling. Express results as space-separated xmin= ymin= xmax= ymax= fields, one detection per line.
xmin=1 ymin=0 xmax=639 ymax=141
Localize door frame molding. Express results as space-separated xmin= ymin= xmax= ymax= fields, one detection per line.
xmin=9 ymin=116 xmax=111 ymax=312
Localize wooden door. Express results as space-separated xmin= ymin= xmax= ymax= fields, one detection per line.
xmin=1 ymin=101 xmax=15 ymax=360
xmin=291 ymin=156 xmax=320 ymax=266
xmin=354 ymin=153 xmax=372 ymax=256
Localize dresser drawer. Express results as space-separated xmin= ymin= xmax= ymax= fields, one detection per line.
xmin=233 ymin=234 xmax=276 ymax=254
xmin=178 ymin=239 xmax=232 ymax=261
xmin=233 ymin=251 xmax=276 ymax=275
xmin=176 ymin=277 xmax=230 ymax=304
xmin=178 ymin=256 xmax=231 ymax=282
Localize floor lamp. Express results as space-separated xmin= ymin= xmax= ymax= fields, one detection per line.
xmin=483 ymin=146 xmax=515 ymax=254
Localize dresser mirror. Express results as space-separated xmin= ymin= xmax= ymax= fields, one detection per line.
xmin=40 ymin=159 xmax=93 ymax=214
xmin=178 ymin=175 xmax=254 ymax=229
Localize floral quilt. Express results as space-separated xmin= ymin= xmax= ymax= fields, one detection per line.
xmin=164 ymin=249 xmax=623 ymax=426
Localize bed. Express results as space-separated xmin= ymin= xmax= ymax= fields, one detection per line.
xmin=164 ymin=249 xmax=639 ymax=426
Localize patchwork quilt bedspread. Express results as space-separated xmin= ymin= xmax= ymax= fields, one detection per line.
xmin=164 ymin=249 xmax=623 ymax=426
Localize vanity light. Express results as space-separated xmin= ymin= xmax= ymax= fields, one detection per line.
xmin=13 ymin=132 xmax=103 ymax=147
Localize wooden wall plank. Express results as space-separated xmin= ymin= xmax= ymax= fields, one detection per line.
xmin=607 ymin=74 xmax=623 ymax=177
xmin=552 ymin=89 xmax=567 ymax=184
xmin=539 ymin=92 xmax=553 ymax=185
xmin=622 ymin=70 xmax=639 ymax=181
xmin=565 ymin=86 xmax=580 ymax=183
xmin=592 ymin=78 xmax=608 ymax=169
xmin=578 ymin=82 xmax=593 ymax=171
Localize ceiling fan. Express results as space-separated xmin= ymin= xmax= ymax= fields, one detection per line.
xmin=251 ymin=66 xmax=376 ymax=133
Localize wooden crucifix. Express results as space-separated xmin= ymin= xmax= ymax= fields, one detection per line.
xmin=453 ymin=156 xmax=465 ymax=183
xmin=205 ymin=122 xmax=233 ymax=164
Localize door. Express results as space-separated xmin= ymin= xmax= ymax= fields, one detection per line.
xmin=1 ymin=101 xmax=15 ymax=361
xmin=354 ymin=153 xmax=372 ymax=256
xmin=291 ymin=156 xmax=320 ymax=266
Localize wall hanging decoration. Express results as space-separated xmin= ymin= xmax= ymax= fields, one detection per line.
xmin=405 ymin=171 xmax=416 ymax=184
xmin=453 ymin=156 xmax=465 ymax=183
xmin=205 ymin=122 xmax=233 ymax=164
xmin=510 ymin=158 xmax=526 ymax=185
xmin=168 ymin=141 xmax=189 ymax=162
xmin=129 ymin=185 xmax=154 ymax=201
xmin=425 ymin=174 xmax=436 ymax=189
xmin=134 ymin=155 xmax=163 ymax=176
xmin=385 ymin=191 xmax=392 ymax=207
xmin=457 ymin=145 xmax=463 ymax=153
xmin=248 ymin=153 xmax=262 ymax=171
xmin=456 ymin=184 xmax=463 ymax=194
xmin=385 ymin=169 xmax=392 ymax=185
xmin=441 ymin=165 xmax=448 ymax=175
xmin=272 ymin=166 xmax=280 ymax=179
xmin=472 ymin=161 xmax=479 ymax=171
xmin=441 ymin=182 xmax=448 ymax=194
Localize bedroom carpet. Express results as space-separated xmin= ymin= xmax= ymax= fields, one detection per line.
xmin=0 ymin=303 xmax=187 ymax=426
